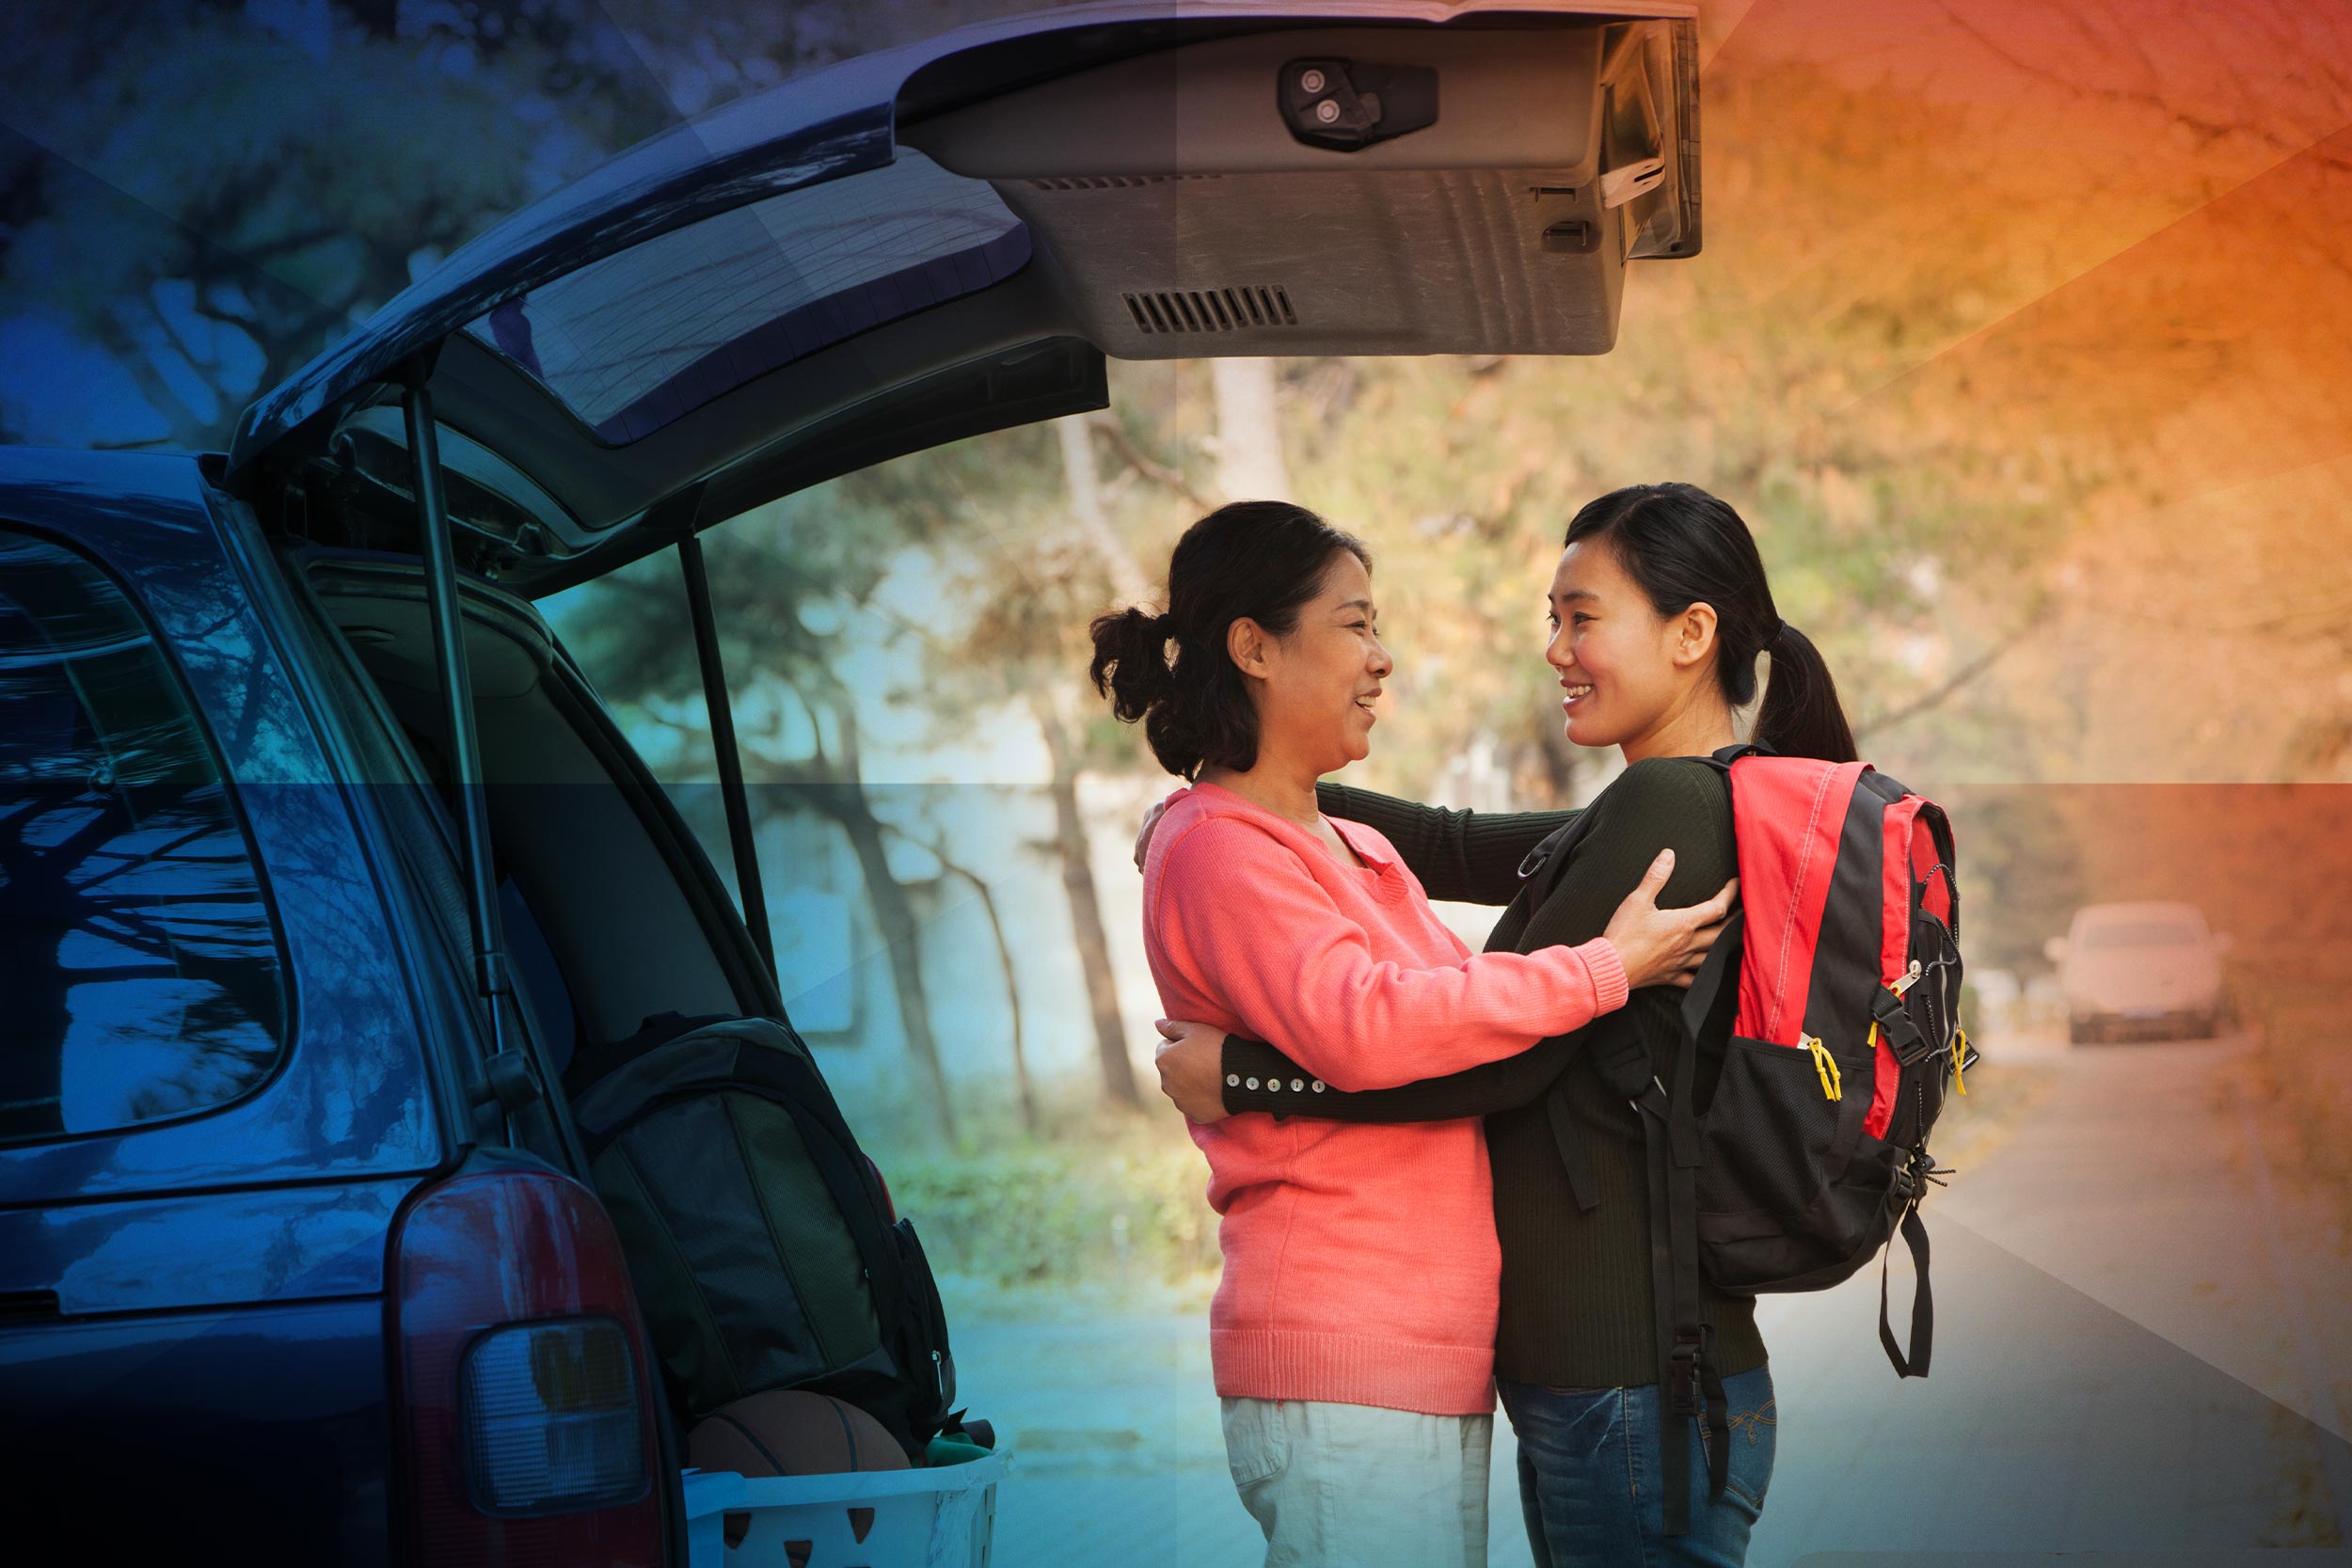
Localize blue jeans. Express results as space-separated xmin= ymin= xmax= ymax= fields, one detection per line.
xmin=1498 ymin=1363 xmax=1775 ymax=1568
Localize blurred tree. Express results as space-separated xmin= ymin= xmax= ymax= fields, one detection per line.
xmin=847 ymin=410 xmax=1204 ymax=1113
xmin=1265 ymin=55 xmax=2132 ymax=805
xmin=0 ymin=0 xmax=1037 ymax=449
xmin=556 ymin=493 xmax=970 ymax=1144
xmin=1937 ymin=786 xmax=2087 ymax=978
xmin=952 ymin=537 xmax=1142 ymax=1109
xmin=1208 ymin=358 xmax=1291 ymax=502
xmin=0 ymin=1 xmax=672 ymax=447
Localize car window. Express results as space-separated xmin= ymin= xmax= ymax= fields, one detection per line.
xmin=0 ymin=529 xmax=287 ymax=1145
xmin=2078 ymin=917 xmax=2206 ymax=952
xmin=460 ymin=150 xmax=1029 ymax=443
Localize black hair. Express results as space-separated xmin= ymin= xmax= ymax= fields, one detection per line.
xmin=1089 ymin=500 xmax=1372 ymax=780
xmin=1563 ymin=483 xmax=1857 ymax=763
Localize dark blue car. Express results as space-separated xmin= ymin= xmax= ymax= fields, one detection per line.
xmin=0 ymin=4 xmax=1700 ymax=1560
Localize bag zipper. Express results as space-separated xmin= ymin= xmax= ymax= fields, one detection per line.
xmin=1801 ymin=1032 xmax=1843 ymax=1100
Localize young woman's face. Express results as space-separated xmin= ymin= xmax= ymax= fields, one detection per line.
xmin=1545 ymin=537 xmax=1711 ymax=749
xmin=1248 ymin=549 xmax=1391 ymax=772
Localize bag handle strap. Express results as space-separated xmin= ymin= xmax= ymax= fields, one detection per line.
xmin=1878 ymin=1199 xmax=1934 ymax=1377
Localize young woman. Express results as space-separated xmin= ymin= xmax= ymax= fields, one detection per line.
xmin=1151 ymin=482 xmax=1859 ymax=1568
xmin=1089 ymin=499 xmax=1737 ymax=1568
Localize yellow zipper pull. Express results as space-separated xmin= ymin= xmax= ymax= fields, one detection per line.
xmin=1802 ymin=1033 xmax=1842 ymax=1101
xmin=1951 ymin=1028 xmax=1969 ymax=1096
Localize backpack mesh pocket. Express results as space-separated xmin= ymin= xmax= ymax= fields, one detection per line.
xmin=1697 ymin=1036 xmax=1868 ymax=1220
xmin=1696 ymin=1035 xmax=1896 ymax=1293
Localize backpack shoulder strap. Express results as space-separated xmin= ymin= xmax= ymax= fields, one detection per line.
xmin=1515 ymin=800 xmax=1603 ymax=884
xmin=1627 ymin=910 xmax=1747 ymax=1536
xmin=1701 ymin=740 xmax=1772 ymax=773
xmin=1536 ymin=761 xmax=1746 ymax=1211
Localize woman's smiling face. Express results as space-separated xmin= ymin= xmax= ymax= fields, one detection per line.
xmin=1546 ymin=537 xmax=1710 ymax=749
xmin=1248 ymin=548 xmax=1391 ymax=773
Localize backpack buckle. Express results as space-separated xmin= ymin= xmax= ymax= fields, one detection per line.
xmin=1518 ymin=819 xmax=1577 ymax=880
xmin=1667 ymin=1326 xmax=1712 ymax=1415
xmin=1870 ymin=986 xmax=1937 ymax=1066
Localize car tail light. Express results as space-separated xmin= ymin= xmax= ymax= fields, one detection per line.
xmin=389 ymin=1164 xmax=663 ymax=1567
xmin=461 ymin=1319 xmax=644 ymax=1511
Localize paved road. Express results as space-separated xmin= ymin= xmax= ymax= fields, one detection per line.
xmin=951 ymin=1027 xmax=2352 ymax=1566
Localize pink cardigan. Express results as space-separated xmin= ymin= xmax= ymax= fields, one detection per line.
xmin=1143 ymin=781 xmax=1629 ymax=1414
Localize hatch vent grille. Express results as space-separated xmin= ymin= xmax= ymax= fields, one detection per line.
xmin=1123 ymin=286 xmax=1297 ymax=335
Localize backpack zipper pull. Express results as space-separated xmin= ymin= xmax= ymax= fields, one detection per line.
xmin=1950 ymin=1028 xmax=1970 ymax=1095
xmin=1802 ymin=1033 xmax=1842 ymax=1101
xmin=1890 ymin=959 xmax=1924 ymax=996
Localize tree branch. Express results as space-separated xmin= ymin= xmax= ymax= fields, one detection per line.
xmin=1854 ymin=609 xmax=2040 ymax=738
xmin=1089 ymin=416 xmax=1212 ymax=511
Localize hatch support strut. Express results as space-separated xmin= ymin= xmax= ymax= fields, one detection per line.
xmin=394 ymin=360 xmax=542 ymax=1123
xmin=675 ymin=531 xmax=779 ymax=986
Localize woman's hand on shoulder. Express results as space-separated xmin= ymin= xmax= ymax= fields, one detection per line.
xmin=1601 ymin=847 xmax=1739 ymax=990
xmin=1153 ymin=1018 xmax=1232 ymax=1122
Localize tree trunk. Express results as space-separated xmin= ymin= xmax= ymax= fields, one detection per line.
xmin=815 ymin=705 xmax=959 ymax=1145
xmin=1036 ymin=698 xmax=1142 ymax=1109
xmin=830 ymin=802 xmax=956 ymax=1143
xmin=901 ymin=825 xmax=1040 ymax=1138
xmin=1057 ymin=413 xmax=1151 ymax=604
xmin=1209 ymin=358 xmax=1292 ymax=502
xmin=958 ymin=863 xmax=1039 ymax=1135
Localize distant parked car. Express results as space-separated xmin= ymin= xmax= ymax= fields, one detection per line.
xmin=2044 ymin=901 xmax=2233 ymax=1044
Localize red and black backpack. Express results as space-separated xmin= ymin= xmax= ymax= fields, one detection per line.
xmin=1545 ymin=741 xmax=1972 ymax=1534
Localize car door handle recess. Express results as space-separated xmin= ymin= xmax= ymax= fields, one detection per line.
xmin=1279 ymin=58 xmax=1438 ymax=151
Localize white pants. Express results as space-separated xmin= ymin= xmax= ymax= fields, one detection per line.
xmin=1220 ymin=1397 xmax=1492 ymax=1568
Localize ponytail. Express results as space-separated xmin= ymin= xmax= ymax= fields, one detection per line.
xmin=1755 ymin=621 xmax=1857 ymax=765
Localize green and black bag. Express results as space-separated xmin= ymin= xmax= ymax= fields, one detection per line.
xmin=564 ymin=1012 xmax=956 ymax=1463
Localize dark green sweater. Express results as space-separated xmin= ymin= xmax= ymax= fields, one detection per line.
xmin=1218 ymin=756 xmax=1766 ymax=1390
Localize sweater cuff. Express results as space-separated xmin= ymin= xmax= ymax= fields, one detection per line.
xmin=1221 ymin=1037 xmax=1313 ymax=1117
xmin=1578 ymin=937 xmax=1630 ymax=1016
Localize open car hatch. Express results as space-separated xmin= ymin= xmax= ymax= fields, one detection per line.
xmin=226 ymin=0 xmax=1700 ymax=596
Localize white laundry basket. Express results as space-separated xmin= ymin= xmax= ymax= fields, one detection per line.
xmin=681 ymin=1445 xmax=1008 ymax=1568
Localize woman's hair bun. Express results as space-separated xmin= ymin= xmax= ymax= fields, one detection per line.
xmin=1089 ymin=604 xmax=1177 ymax=723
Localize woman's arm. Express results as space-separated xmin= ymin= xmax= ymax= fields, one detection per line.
xmin=1216 ymin=758 xmax=1738 ymax=1122
xmin=1313 ymin=782 xmax=1573 ymax=907
xmin=1154 ymin=814 xmax=1629 ymax=1092
xmin=1209 ymin=1028 xmax=1579 ymax=1121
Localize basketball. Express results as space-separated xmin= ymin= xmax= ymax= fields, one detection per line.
xmin=689 ymin=1389 xmax=912 ymax=1478
xmin=689 ymin=1390 xmax=911 ymax=1556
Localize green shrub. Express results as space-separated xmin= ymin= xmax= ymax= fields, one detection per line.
xmin=878 ymin=1112 xmax=1221 ymax=1288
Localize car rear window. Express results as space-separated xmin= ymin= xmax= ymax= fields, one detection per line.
xmin=2078 ymin=917 xmax=2207 ymax=951
xmin=460 ymin=149 xmax=1030 ymax=444
xmin=0 ymin=529 xmax=287 ymax=1145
